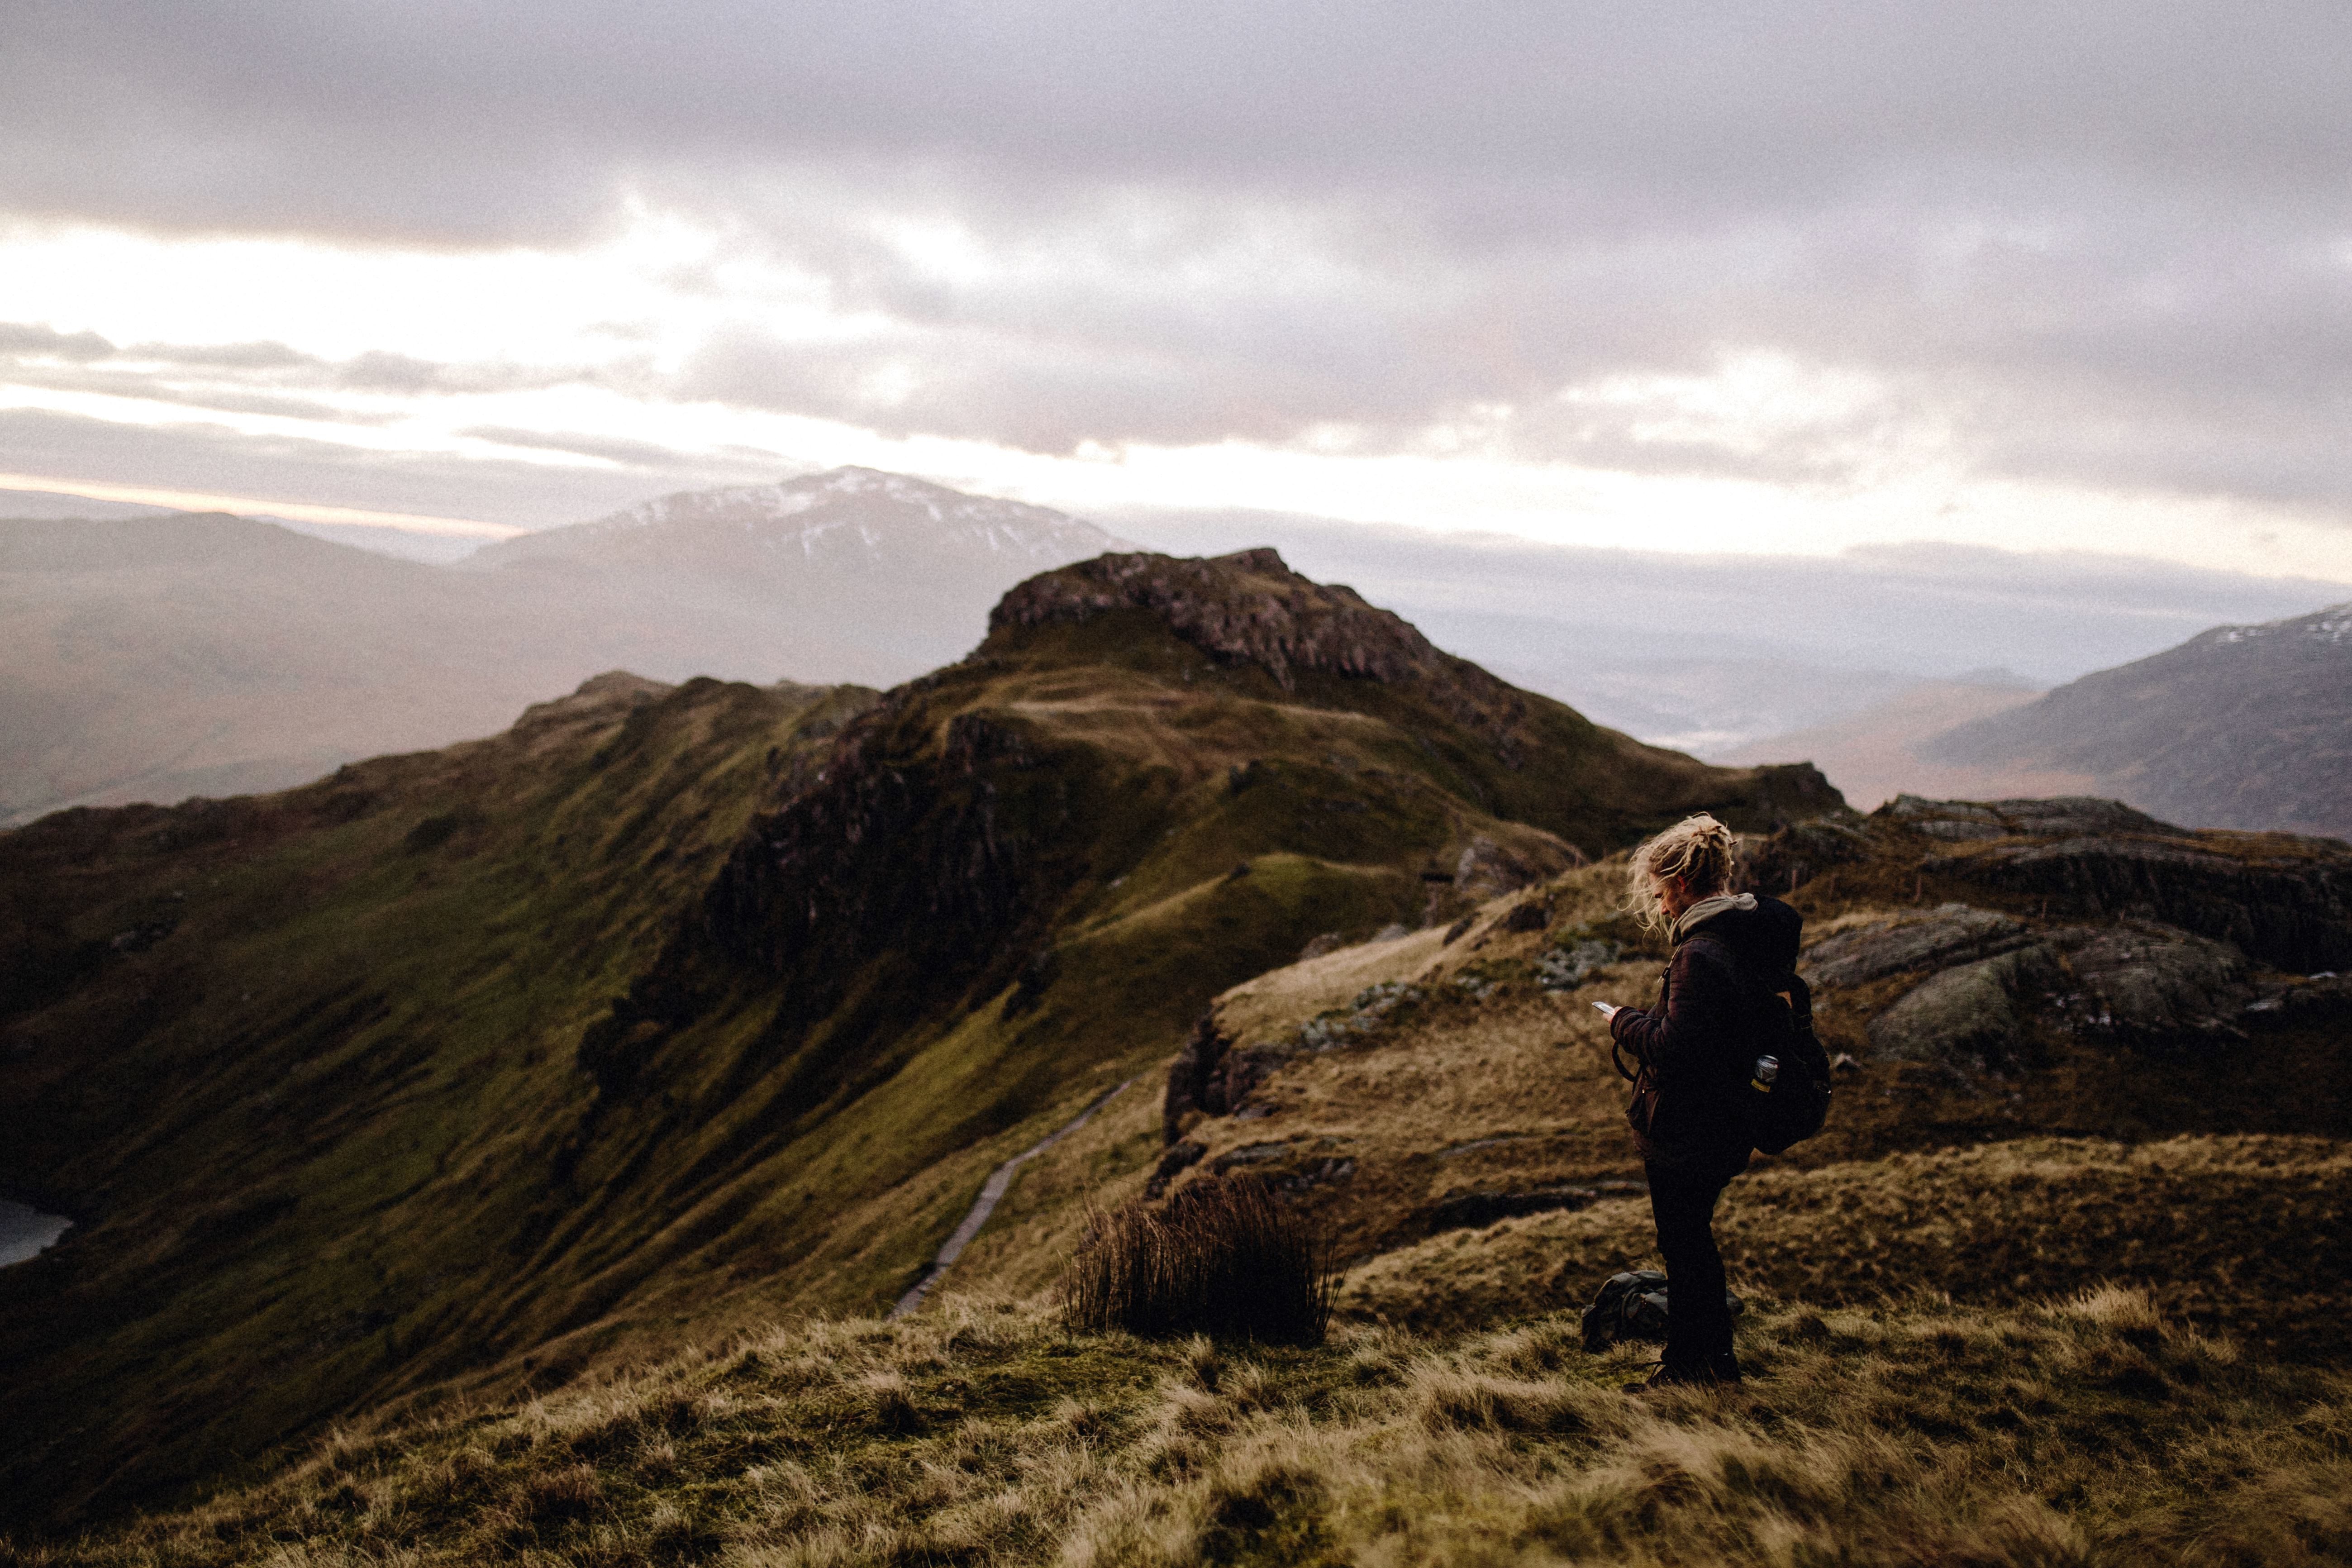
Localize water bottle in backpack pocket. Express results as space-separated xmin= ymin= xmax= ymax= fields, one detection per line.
xmin=1745 ymin=972 xmax=1833 ymax=1155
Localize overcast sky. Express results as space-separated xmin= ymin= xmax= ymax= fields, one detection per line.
xmin=5 ymin=1 xmax=2352 ymax=582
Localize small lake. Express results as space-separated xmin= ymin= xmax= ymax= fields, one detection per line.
xmin=0 ymin=1199 xmax=73 ymax=1267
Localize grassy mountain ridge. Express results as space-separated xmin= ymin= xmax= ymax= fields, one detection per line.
xmin=10 ymin=753 xmax=2352 ymax=1559
xmin=0 ymin=548 xmax=1824 ymax=1531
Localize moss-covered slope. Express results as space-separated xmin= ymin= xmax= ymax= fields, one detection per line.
xmin=0 ymin=549 xmax=1823 ymax=1530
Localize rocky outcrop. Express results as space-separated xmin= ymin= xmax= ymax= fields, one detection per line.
xmin=1453 ymin=834 xmax=1544 ymax=901
xmin=581 ymin=700 xmax=1078 ymax=1099
xmin=2044 ymin=923 xmax=2252 ymax=1044
xmin=1766 ymin=797 xmax=2352 ymax=1077
xmin=1740 ymin=815 xmax=1870 ymax=892
xmin=1885 ymin=794 xmax=2173 ymax=840
xmin=1866 ymin=943 xmax=2064 ymax=1076
xmin=1803 ymin=904 xmax=2034 ymax=990
xmin=1857 ymin=795 xmax=2352 ymax=974
xmin=1938 ymin=834 xmax=2352 ymax=975
xmin=990 ymin=549 xmax=1533 ymax=762
xmin=1163 ymin=1012 xmax=1287 ymax=1142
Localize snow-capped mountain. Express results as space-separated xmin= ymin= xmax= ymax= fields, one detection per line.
xmin=1 ymin=471 xmax=1139 ymax=824
xmin=457 ymin=465 xmax=1139 ymax=689
xmin=473 ymin=467 xmax=1133 ymax=574
xmin=1923 ymin=600 xmax=2352 ymax=836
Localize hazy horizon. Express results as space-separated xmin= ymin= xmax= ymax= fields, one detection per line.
xmin=5 ymin=0 xmax=2351 ymax=637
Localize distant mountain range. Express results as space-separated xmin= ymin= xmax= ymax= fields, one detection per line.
xmin=1719 ymin=674 xmax=2079 ymax=813
xmin=1922 ymin=601 xmax=2352 ymax=837
xmin=0 ymin=469 xmax=1133 ymax=825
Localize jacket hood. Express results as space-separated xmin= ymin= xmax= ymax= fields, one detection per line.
xmin=1678 ymin=891 xmax=1803 ymax=974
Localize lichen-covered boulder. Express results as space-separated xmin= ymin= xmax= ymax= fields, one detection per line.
xmin=1866 ymin=943 xmax=2063 ymax=1075
xmin=2048 ymin=922 xmax=2250 ymax=1043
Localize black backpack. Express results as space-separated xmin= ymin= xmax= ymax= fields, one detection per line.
xmin=1581 ymin=1269 xmax=1746 ymax=1353
xmin=1683 ymin=933 xmax=1834 ymax=1157
xmin=1743 ymin=964 xmax=1833 ymax=1155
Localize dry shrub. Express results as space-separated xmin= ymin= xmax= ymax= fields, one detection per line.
xmin=1058 ymin=1173 xmax=1336 ymax=1344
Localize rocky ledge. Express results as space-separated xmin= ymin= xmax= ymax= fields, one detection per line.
xmin=1783 ymin=796 xmax=2352 ymax=1079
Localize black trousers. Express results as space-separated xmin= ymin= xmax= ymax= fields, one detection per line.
xmin=1645 ymin=1155 xmax=1741 ymax=1374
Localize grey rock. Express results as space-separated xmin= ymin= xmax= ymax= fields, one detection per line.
xmin=2046 ymin=922 xmax=2250 ymax=1042
xmin=1984 ymin=797 xmax=2178 ymax=837
xmin=1802 ymin=904 xmax=2032 ymax=990
xmin=2242 ymin=972 xmax=2352 ymax=1027
xmin=1882 ymin=794 xmax=2177 ymax=839
xmin=1455 ymin=834 xmax=1538 ymax=899
xmin=1919 ymin=818 xmax=2009 ymax=842
xmin=1941 ymin=834 xmax=2352 ymax=974
xmin=1535 ymin=939 xmax=1619 ymax=991
xmin=1298 ymin=931 xmax=1345 ymax=961
xmin=1866 ymin=943 xmax=2062 ymax=1074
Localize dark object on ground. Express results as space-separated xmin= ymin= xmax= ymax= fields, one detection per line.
xmin=1583 ymin=1269 xmax=1672 ymax=1352
xmin=1059 ymin=1172 xmax=1336 ymax=1344
xmin=1502 ymin=900 xmax=1552 ymax=934
xmin=1581 ymin=1268 xmax=1747 ymax=1354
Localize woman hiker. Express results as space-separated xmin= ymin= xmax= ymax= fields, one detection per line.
xmin=1595 ymin=813 xmax=1802 ymax=1389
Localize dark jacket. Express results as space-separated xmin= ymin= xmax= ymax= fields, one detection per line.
xmin=1609 ymin=894 xmax=1803 ymax=1168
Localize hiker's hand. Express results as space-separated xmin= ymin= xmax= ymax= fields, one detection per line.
xmin=1591 ymin=1001 xmax=1620 ymax=1020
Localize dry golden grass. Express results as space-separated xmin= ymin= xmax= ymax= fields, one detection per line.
xmin=8 ymin=1286 xmax=2347 ymax=1568
xmin=1342 ymin=1133 xmax=2352 ymax=1355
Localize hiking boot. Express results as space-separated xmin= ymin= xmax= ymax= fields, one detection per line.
xmin=1625 ymin=1357 xmax=1742 ymax=1393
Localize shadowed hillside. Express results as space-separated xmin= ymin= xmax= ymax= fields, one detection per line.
xmin=0 ymin=548 xmax=1825 ymax=1531
xmin=1922 ymin=600 xmax=2352 ymax=835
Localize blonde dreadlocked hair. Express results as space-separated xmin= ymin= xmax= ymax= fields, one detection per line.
xmin=1626 ymin=813 xmax=1736 ymax=935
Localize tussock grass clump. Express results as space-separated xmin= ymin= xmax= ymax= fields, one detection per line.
xmin=1060 ymin=1173 xmax=1338 ymax=1344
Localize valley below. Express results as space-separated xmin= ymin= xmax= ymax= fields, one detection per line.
xmin=2 ymin=548 xmax=2348 ymax=1565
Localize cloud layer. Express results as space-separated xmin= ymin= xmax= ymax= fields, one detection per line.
xmin=4 ymin=1 xmax=2350 ymax=536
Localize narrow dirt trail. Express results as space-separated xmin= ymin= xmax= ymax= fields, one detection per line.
xmin=891 ymin=1077 xmax=1138 ymax=1317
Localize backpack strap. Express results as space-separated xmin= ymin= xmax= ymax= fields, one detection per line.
xmin=1611 ymin=1033 xmax=1644 ymax=1084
